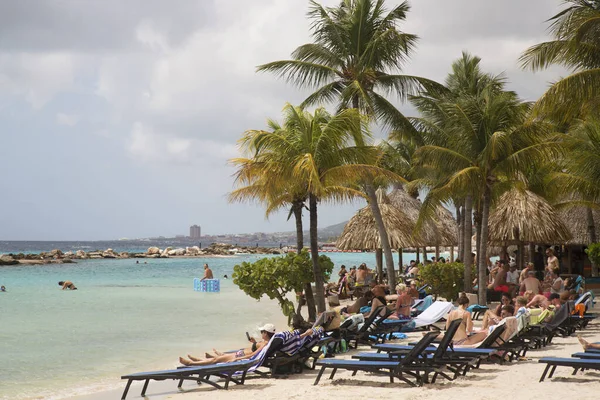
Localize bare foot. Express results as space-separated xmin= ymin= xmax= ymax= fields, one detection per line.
xmin=188 ymin=354 xmax=202 ymax=361
xmin=212 ymin=348 xmax=224 ymax=356
xmin=577 ymin=335 xmax=590 ymax=350
xmin=179 ymin=357 xmax=192 ymax=366
xmin=204 ymin=352 xmax=214 ymax=359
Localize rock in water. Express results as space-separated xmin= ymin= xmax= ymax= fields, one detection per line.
xmin=147 ymin=247 xmax=161 ymax=255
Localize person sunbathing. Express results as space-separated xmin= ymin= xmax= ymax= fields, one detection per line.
xmin=481 ymin=305 xmax=515 ymax=331
xmin=179 ymin=324 xmax=275 ymax=366
xmin=341 ymin=291 xmax=374 ymax=315
xmin=577 ymin=335 xmax=600 ymax=351
xmin=526 ymin=293 xmax=550 ymax=309
xmin=445 ymin=293 xmax=474 ymax=345
xmin=388 ymin=283 xmax=412 ymax=320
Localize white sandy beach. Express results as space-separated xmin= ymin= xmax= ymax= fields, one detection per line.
xmin=71 ymin=309 xmax=600 ymax=400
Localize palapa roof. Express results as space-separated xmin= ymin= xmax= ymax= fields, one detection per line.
xmin=488 ymin=189 xmax=571 ymax=245
xmin=336 ymin=190 xmax=416 ymax=250
xmin=558 ymin=206 xmax=600 ymax=246
xmin=387 ymin=186 xmax=458 ymax=246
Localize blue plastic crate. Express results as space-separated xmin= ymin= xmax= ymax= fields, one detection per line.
xmin=193 ymin=278 xmax=220 ymax=292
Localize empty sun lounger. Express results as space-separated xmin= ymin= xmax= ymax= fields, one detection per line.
xmin=538 ymin=357 xmax=600 ymax=382
xmin=313 ymin=331 xmax=441 ymax=387
xmin=120 ymin=359 xmax=257 ymax=399
xmin=413 ymin=301 xmax=454 ymax=329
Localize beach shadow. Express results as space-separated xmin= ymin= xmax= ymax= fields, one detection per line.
xmin=550 ymin=376 xmax=598 ymax=384
xmin=173 ymin=382 xmax=273 ymax=395
xmin=469 ymin=368 xmax=504 ymax=374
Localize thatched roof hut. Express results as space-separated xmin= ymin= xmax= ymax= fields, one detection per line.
xmin=558 ymin=206 xmax=600 ymax=246
xmin=387 ymin=186 xmax=458 ymax=246
xmin=488 ymin=189 xmax=572 ymax=245
xmin=336 ymin=190 xmax=416 ymax=250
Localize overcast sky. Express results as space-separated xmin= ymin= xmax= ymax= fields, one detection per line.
xmin=0 ymin=0 xmax=567 ymax=240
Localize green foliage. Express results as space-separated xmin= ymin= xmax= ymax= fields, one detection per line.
xmin=585 ymin=243 xmax=600 ymax=266
xmin=417 ymin=262 xmax=476 ymax=302
xmin=232 ymin=251 xmax=333 ymax=319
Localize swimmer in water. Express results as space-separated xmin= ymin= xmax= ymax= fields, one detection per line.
xmin=58 ymin=281 xmax=77 ymax=290
xmin=1 ymin=285 xmax=5 ymax=292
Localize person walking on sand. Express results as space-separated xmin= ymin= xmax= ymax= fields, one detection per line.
xmin=200 ymin=264 xmax=213 ymax=281
xmin=58 ymin=281 xmax=77 ymax=290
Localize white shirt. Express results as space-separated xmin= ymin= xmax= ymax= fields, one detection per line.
xmin=506 ymin=270 xmax=519 ymax=284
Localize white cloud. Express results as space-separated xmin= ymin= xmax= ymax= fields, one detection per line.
xmin=0 ymin=52 xmax=76 ymax=109
xmin=56 ymin=113 xmax=79 ymax=126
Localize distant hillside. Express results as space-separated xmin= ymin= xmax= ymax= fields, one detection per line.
xmin=318 ymin=221 xmax=348 ymax=240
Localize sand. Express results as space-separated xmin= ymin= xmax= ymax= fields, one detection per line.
xmin=79 ymin=311 xmax=599 ymax=400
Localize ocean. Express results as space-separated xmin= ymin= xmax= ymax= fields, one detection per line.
xmin=0 ymin=246 xmax=439 ymax=400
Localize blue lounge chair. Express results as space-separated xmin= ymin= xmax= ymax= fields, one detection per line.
xmin=120 ymin=359 xmax=257 ymax=399
xmin=538 ymin=357 xmax=600 ymax=382
xmin=313 ymin=331 xmax=441 ymax=387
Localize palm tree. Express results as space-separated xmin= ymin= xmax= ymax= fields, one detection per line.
xmin=396 ymin=53 xmax=501 ymax=293
xmin=229 ymin=154 xmax=319 ymax=321
xmin=550 ymin=117 xmax=600 ymax=275
xmin=231 ymin=104 xmax=390 ymax=312
xmin=520 ymin=0 xmax=600 ymax=123
xmin=258 ymin=0 xmax=443 ymax=289
xmin=408 ymin=56 xmax=562 ymax=303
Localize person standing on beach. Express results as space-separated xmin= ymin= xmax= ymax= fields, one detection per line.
xmin=200 ymin=264 xmax=213 ymax=281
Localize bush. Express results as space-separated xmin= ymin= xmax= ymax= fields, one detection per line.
xmin=585 ymin=243 xmax=600 ymax=266
xmin=417 ymin=262 xmax=476 ymax=302
xmin=232 ymin=250 xmax=333 ymax=320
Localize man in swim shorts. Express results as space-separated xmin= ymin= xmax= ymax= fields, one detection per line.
xmin=200 ymin=264 xmax=213 ymax=281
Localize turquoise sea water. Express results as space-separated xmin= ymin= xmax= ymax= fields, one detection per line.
xmin=0 ymin=251 xmax=440 ymax=399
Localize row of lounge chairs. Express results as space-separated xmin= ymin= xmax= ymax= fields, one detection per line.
xmin=120 ymin=295 xmax=596 ymax=398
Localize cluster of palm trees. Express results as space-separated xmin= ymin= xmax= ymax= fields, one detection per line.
xmin=229 ymin=0 xmax=600 ymax=314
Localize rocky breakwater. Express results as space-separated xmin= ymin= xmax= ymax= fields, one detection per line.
xmin=2 ymin=243 xmax=285 ymax=265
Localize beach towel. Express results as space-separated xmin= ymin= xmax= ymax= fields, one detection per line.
xmin=415 ymin=295 xmax=434 ymax=313
xmin=413 ymin=301 xmax=453 ymax=328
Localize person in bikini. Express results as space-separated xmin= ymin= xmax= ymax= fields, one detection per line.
xmin=388 ymin=283 xmax=412 ymax=320
xmin=445 ymin=293 xmax=474 ymax=345
xmin=179 ymin=324 xmax=275 ymax=366
xmin=58 ymin=281 xmax=77 ymax=290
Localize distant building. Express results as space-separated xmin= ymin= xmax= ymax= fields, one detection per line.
xmin=190 ymin=225 xmax=201 ymax=239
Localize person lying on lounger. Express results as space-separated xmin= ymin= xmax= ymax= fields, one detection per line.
xmin=388 ymin=283 xmax=412 ymax=320
xmin=179 ymin=324 xmax=275 ymax=366
xmin=525 ymin=291 xmax=550 ymax=309
xmin=577 ymin=335 xmax=600 ymax=351
xmin=444 ymin=293 xmax=474 ymax=344
xmin=481 ymin=305 xmax=515 ymax=331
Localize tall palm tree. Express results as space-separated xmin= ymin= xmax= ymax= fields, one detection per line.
xmin=551 ymin=117 xmax=600 ymax=275
xmin=408 ymin=56 xmax=562 ymax=303
xmin=231 ymin=104 xmax=390 ymax=312
xmin=258 ymin=0 xmax=443 ymax=288
xmin=397 ymin=53 xmax=501 ymax=293
xmin=520 ymin=0 xmax=600 ymax=123
xmin=229 ymin=155 xmax=319 ymax=321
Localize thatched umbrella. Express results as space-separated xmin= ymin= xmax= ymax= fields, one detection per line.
xmin=488 ymin=189 xmax=572 ymax=267
xmin=336 ymin=190 xmax=416 ymax=281
xmin=336 ymin=191 xmax=416 ymax=250
xmin=558 ymin=207 xmax=600 ymax=246
xmin=387 ymin=186 xmax=458 ymax=262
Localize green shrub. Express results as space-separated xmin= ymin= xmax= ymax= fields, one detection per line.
xmin=585 ymin=243 xmax=600 ymax=266
xmin=417 ymin=262 xmax=475 ymax=302
xmin=232 ymin=250 xmax=333 ymax=320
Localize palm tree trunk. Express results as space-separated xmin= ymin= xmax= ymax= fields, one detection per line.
xmin=463 ymin=196 xmax=473 ymax=292
xmin=416 ymin=247 xmax=420 ymax=263
xmin=478 ymin=189 xmax=491 ymax=305
xmin=586 ymin=207 xmax=598 ymax=276
xmin=309 ymin=194 xmax=326 ymax=313
xmin=474 ymin=206 xmax=482 ymax=271
xmin=456 ymin=204 xmax=463 ymax=261
xmin=528 ymin=243 xmax=535 ymax=265
xmin=398 ymin=248 xmax=403 ymax=270
xmin=365 ymin=184 xmax=396 ymax=291
xmin=292 ymin=201 xmax=316 ymax=321
xmin=375 ymin=248 xmax=383 ymax=283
